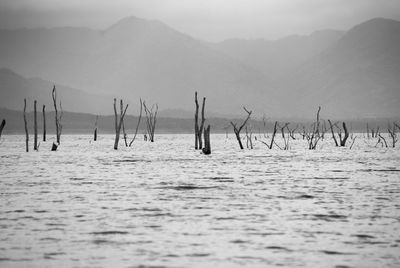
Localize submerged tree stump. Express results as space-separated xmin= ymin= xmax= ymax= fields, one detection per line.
xmin=202 ymin=125 xmax=211 ymax=155
xmin=51 ymin=142 xmax=58 ymax=151
xmin=94 ymin=115 xmax=98 ymax=141
xmin=0 ymin=119 xmax=5 ymax=139
xmin=339 ymin=122 xmax=349 ymax=146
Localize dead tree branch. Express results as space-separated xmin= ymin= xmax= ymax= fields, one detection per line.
xmin=113 ymin=98 xmax=129 ymax=150
xmin=259 ymin=121 xmax=278 ymax=149
xmin=230 ymin=107 xmax=252 ymax=149
xmin=328 ymin=120 xmax=339 ymax=146
xmin=377 ymin=133 xmax=388 ymax=148
xmin=387 ymin=123 xmax=398 ymax=148
xmin=305 ymin=107 xmax=322 ymax=149
xmin=143 ymin=101 xmax=158 ymax=142
xmin=349 ymin=136 xmax=357 ymax=150
xmin=122 ymin=119 xmax=128 ymax=147
xmin=129 ymin=98 xmax=143 ymax=147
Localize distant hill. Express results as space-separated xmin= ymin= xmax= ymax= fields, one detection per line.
xmin=279 ymin=18 xmax=400 ymax=118
xmin=210 ymin=30 xmax=344 ymax=81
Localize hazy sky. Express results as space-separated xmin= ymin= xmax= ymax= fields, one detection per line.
xmin=0 ymin=0 xmax=399 ymax=41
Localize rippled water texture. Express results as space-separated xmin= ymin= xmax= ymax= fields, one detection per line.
xmin=1 ymin=134 xmax=400 ymax=267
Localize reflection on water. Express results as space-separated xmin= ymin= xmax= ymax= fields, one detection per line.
xmin=0 ymin=134 xmax=399 ymax=267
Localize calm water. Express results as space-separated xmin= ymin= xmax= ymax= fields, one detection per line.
xmin=0 ymin=134 xmax=399 ymax=268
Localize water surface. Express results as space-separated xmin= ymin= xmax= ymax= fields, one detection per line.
xmin=1 ymin=134 xmax=399 ymax=267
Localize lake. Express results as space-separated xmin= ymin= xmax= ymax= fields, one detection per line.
xmin=0 ymin=134 xmax=399 ymax=267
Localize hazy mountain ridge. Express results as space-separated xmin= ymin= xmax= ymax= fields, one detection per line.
xmin=210 ymin=29 xmax=344 ymax=81
xmin=0 ymin=68 xmax=114 ymax=114
xmin=279 ymin=18 xmax=400 ymax=118
xmin=0 ymin=16 xmax=399 ymax=118
xmin=0 ymin=16 xmax=276 ymax=115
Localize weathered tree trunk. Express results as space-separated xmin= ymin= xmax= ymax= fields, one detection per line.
xmin=349 ymin=136 xmax=357 ymax=149
xmin=0 ymin=119 xmax=5 ymax=139
xmin=202 ymin=125 xmax=211 ymax=155
xmin=198 ymin=97 xmax=206 ymax=149
xmin=113 ymin=98 xmax=129 ymax=150
xmin=280 ymin=123 xmax=290 ymax=150
xmin=328 ymin=120 xmax=339 ymax=146
xmin=270 ymin=121 xmax=278 ymax=149
xmin=23 ymin=99 xmax=29 ymax=152
xmin=315 ymin=106 xmax=321 ymax=137
xmin=234 ymin=131 xmax=244 ymax=149
xmin=122 ymin=119 xmax=128 ymax=147
xmin=129 ymin=98 xmax=143 ymax=147
xmin=245 ymin=126 xmax=250 ymax=149
xmin=34 ymin=100 xmax=38 ymax=150
xmin=143 ymin=101 xmax=158 ymax=142
xmin=194 ymin=92 xmax=199 ymax=149
xmin=230 ymin=107 xmax=252 ymax=150
xmin=42 ymin=105 xmax=46 ymax=142
xmin=340 ymin=122 xmax=349 ymax=146
xmin=52 ymin=86 xmax=61 ymax=144
xmin=94 ymin=115 xmax=98 ymax=141
xmin=387 ymin=123 xmax=397 ymax=148
xmin=114 ymin=99 xmax=119 ymax=147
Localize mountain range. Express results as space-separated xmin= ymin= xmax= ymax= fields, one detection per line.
xmin=0 ymin=16 xmax=399 ymax=119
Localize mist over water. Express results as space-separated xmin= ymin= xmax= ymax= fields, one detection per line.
xmin=1 ymin=134 xmax=399 ymax=267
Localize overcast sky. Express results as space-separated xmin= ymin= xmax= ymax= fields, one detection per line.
xmin=0 ymin=0 xmax=399 ymax=41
